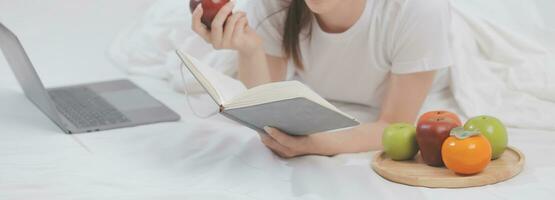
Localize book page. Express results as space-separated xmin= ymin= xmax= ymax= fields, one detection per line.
xmin=176 ymin=51 xmax=247 ymax=105
xmin=226 ymin=81 xmax=356 ymax=120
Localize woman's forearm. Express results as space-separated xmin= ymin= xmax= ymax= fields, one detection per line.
xmin=237 ymin=48 xmax=272 ymax=88
xmin=310 ymin=121 xmax=389 ymax=155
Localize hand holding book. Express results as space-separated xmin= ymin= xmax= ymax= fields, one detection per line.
xmin=176 ymin=50 xmax=359 ymax=135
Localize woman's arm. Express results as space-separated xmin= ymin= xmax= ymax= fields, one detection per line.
xmin=237 ymin=50 xmax=288 ymax=87
xmin=261 ymin=71 xmax=437 ymax=157
xmin=191 ymin=2 xmax=288 ymax=88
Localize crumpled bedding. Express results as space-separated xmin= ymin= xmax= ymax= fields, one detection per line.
xmin=108 ymin=0 xmax=240 ymax=94
xmin=448 ymin=1 xmax=555 ymax=130
xmin=109 ymin=0 xmax=555 ymax=130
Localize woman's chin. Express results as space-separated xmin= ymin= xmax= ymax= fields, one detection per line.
xmin=305 ymin=0 xmax=341 ymax=14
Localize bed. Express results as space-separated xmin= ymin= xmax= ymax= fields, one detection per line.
xmin=1 ymin=0 xmax=554 ymax=199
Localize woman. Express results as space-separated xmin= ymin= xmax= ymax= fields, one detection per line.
xmin=191 ymin=0 xmax=452 ymax=158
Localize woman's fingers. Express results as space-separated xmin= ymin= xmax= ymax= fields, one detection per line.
xmin=211 ymin=1 xmax=235 ymax=28
xmin=263 ymin=126 xmax=312 ymax=158
xmin=222 ymin=12 xmax=245 ymax=47
xmin=231 ymin=16 xmax=248 ymax=46
xmin=191 ymin=4 xmax=211 ymax=42
xmin=210 ymin=1 xmax=234 ymax=49
xmin=264 ymin=127 xmax=302 ymax=149
xmin=191 ymin=2 xmax=257 ymax=52
xmin=260 ymin=134 xmax=296 ymax=158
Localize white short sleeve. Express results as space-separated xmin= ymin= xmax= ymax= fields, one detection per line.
xmin=388 ymin=0 xmax=452 ymax=74
xmin=238 ymin=0 xmax=288 ymax=57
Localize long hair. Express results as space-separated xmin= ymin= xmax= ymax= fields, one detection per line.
xmin=282 ymin=0 xmax=312 ymax=69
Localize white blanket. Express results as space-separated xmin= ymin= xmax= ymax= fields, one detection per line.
xmin=449 ymin=1 xmax=555 ymax=130
xmin=109 ymin=0 xmax=555 ymax=130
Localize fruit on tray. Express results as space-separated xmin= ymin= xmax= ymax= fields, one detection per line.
xmin=442 ymin=127 xmax=492 ymax=175
xmin=464 ymin=115 xmax=508 ymax=160
xmin=418 ymin=111 xmax=462 ymax=127
xmin=382 ymin=123 xmax=419 ymax=161
xmin=381 ymin=111 xmax=511 ymax=177
xmin=416 ymin=116 xmax=460 ymax=167
xmin=189 ymin=0 xmax=231 ymax=29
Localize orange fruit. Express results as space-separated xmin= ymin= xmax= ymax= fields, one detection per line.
xmin=441 ymin=128 xmax=492 ymax=175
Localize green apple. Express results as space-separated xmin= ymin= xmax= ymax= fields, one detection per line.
xmin=464 ymin=115 xmax=508 ymax=160
xmin=382 ymin=123 xmax=419 ymax=161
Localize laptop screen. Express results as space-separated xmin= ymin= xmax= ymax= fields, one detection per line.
xmin=0 ymin=22 xmax=62 ymax=125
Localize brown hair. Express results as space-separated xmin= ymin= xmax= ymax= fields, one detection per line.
xmin=282 ymin=0 xmax=312 ymax=69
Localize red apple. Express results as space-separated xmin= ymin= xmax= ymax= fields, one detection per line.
xmin=189 ymin=0 xmax=230 ymax=29
xmin=418 ymin=110 xmax=462 ymax=127
xmin=416 ymin=117 xmax=460 ymax=167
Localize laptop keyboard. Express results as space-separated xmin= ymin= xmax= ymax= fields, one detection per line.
xmin=49 ymin=87 xmax=130 ymax=129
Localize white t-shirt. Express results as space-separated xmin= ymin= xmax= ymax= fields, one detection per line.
xmin=241 ymin=0 xmax=452 ymax=107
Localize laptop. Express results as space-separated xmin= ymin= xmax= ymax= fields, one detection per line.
xmin=0 ymin=22 xmax=180 ymax=134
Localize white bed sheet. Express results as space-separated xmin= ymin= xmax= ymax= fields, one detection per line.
xmin=1 ymin=0 xmax=555 ymax=200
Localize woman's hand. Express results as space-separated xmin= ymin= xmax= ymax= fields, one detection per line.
xmin=191 ymin=2 xmax=263 ymax=55
xmin=191 ymin=1 xmax=279 ymax=88
xmin=260 ymin=122 xmax=387 ymax=158
xmin=260 ymin=127 xmax=321 ymax=158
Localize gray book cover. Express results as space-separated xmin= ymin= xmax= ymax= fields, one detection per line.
xmin=221 ymin=97 xmax=360 ymax=136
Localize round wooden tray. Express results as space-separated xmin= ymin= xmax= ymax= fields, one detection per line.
xmin=371 ymin=146 xmax=525 ymax=188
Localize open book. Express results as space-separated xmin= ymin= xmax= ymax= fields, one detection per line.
xmin=176 ymin=50 xmax=359 ymax=135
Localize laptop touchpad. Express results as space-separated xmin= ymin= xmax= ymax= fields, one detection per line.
xmin=100 ymin=89 xmax=162 ymax=111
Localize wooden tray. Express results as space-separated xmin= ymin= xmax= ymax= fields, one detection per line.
xmin=371 ymin=146 xmax=525 ymax=188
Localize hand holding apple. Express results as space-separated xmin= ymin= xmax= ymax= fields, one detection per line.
xmin=382 ymin=123 xmax=419 ymax=161
xmin=190 ymin=0 xmax=230 ymax=29
xmin=190 ymin=0 xmax=263 ymax=54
